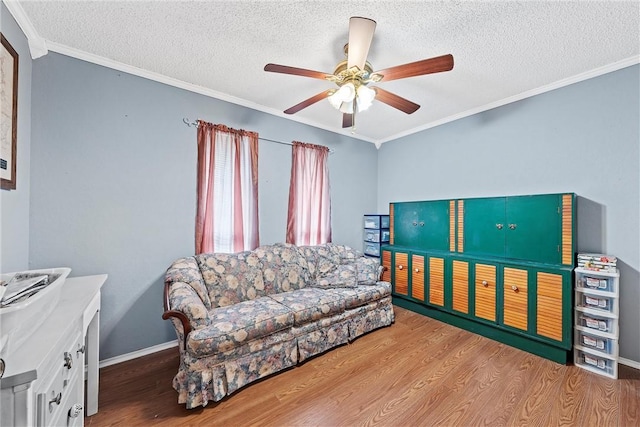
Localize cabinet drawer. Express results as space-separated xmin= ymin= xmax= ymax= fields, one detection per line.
xmin=364 ymin=215 xmax=389 ymax=229
xmin=364 ymin=242 xmax=383 ymax=257
xmin=577 ymin=292 xmax=615 ymax=313
xmin=575 ymin=329 xmax=617 ymax=356
xmin=576 ymin=310 xmax=617 ymax=335
xmin=35 ymin=330 xmax=84 ymax=427
xmin=575 ymin=349 xmax=616 ymax=376
xmin=364 ymin=229 xmax=390 ymax=243
xmin=576 ymin=274 xmax=616 ymax=293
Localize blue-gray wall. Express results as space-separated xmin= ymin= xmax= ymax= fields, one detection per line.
xmin=29 ymin=53 xmax=378 ymax=360
xmin=0 ymin=3 xmax=31 ymax=272
xmin=8 ymin=9 xmax=638 ymax=363
xmin=378 ymin=65 xmax=640 ymax=363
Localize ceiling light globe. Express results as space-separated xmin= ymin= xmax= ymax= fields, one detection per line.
xmin=357 ymin=85 xmax=376 ymax=111
xmin=327 ymin=92 xmax=342 ymax=109
xmin=336 ymin=82 xmax=356 ymax=102
xmin=339 ymin=100 xmax=354 ymax=114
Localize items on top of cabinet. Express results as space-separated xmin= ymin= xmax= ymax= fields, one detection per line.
xmin=363 ymin=214 xmax=389 ymax=258
xmin=577 ymin=253 xmax=617 ymax=272
xmin=573 ymin=257 xmax=619 ymax=379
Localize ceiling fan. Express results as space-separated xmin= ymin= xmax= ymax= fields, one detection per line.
xmin=264 ymin=17 xmax=454 ymax=129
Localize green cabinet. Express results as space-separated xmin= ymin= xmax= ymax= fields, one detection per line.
xmin=391 ymin=200 xmax=450 ymax=251
xmin=462 ymin=194 xmax=572 ymax=265
xmin=386 ymin=192 xmax=576 ymax=364
xmin=463 ymin=197 xmax=505 ymax=258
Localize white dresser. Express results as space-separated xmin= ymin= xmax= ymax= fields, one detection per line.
xmin=0 ymin=275 xmax=107 ymax=427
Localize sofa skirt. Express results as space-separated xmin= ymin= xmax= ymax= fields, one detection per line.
xmin=171 ymin=296 xmax=394 ymax=408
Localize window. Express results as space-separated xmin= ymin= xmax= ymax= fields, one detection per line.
xmin=195 ymin=122 xmax=259 ymax=254
xmin=286 ymin=141 xmax=331 ymax=245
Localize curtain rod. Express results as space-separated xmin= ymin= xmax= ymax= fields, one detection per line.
xmin=182 ymin=118 xmax=334 ymax=153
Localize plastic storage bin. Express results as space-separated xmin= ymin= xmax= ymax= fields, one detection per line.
xmin=576 ymin=311 xmax=617 ymax=335
xmin=364 ymin=242 xmax=382 ymax=257
xmin=575 ymin=329 xmax=615 ymax=355
xmin=364 ymin=215 xmax=390 ymax=229
xmin=576 ymin=274 xmax=616 ymax=293
xmin=577 ymin=292 xmax=615 ymax=313
xmin=364 ymin=229 xmax=390 ymax=243
xmin=575 ymin=349 xmax=616 ymax=377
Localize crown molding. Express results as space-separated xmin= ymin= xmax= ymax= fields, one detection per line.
xmin=2 ymin=0 xmax=48 ymax=58
xmin=4 ymin=0 xmax=636 ymax=147
xmin=378 ymin=55 xmax=640 ymax=145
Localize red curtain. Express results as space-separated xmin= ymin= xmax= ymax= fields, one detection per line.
xmin=195 ymin=121 xmax=259 ymax=254
xmin=286 ymin=141 xmax=331 ymax=245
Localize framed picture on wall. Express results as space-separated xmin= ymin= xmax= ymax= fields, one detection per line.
xmin=1 ymin=33 xmax=18 ymax=190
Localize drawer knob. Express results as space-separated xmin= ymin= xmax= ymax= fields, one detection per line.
xmin=412 ymin=221 xmax=418 ymax=226
xmin=64 ymin=352 xmax=73 ymax=369
xmin=509 ymin=224 xmax=517 ymax=230
xmin=69 ymin=403 xmax=84 ymax=418
xmin=414 ymin=268 xmax=420 ymax=273
xmin=482 ymin=280 xmax=489 ymax=287
xmin=398 ymin=265 xmax=404 ymax=270
xmin=77 ymin=344 xmax=86 ymax=356
xmin=496 ymin=223 xmax=503 ymax=230
xmin=511 ymin=285 xmax=519 ymax=292
xmin=419 ymin=221 xmax=425 ymax=227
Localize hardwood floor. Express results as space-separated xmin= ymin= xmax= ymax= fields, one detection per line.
xmin=85 ymin=307 xmax=639 ymax=426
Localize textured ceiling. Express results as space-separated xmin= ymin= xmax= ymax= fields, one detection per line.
xmin=8 ymin=0 xmax=640 ymax=144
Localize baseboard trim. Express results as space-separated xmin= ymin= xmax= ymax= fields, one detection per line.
xmin=99 ymin=340 xmax=178 ymax=368
xmin=619 ymin=357 xmax=640 ymax=370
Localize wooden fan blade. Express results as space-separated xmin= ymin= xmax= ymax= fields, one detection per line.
xmin=284 ymin=90 xmax=333 ymax=114
xmin=264 ymin=63 xmax=333 ymax=80
xmin=373 ymin=87 xmax=420 ymax=114
xmin=342 ymin=113 xmax=354 ymax=128
xmin=347 ymin=17 xmax=376 ymax=70
xmin=375 ymin=54 xmax=454 ymax=82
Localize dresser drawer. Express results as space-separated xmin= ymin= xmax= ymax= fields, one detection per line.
xmin=35 ymin=329 xmax=84 ymax=426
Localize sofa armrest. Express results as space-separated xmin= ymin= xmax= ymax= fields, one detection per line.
xmin=162 ymin=280 xmax=210 ymax=348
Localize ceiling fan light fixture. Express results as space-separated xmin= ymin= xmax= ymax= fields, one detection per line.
xmin=339 ymin=100 xmax=354 ymax=114
xmin=356 ymin=85 xmax=375 ymax=111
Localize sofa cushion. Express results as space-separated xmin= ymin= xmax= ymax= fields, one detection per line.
xmin=255 ymin=243 xmax=310 ymax=293
xmin=327 ymin=243 xmax=363 ymax=264
xmin=186 ymin=296 xmax=293 ymax=357
xmin=315 ymin=264 xmax=358 ymax=288
xmin=195 ymin=251 xmax=265 ymax=308
xmin=323 ymin=282 xmax=392 ymax=309
xmin=269 ymin=288 xmax=345 ymax=325
xmin=355 ymin=257 xmax=384 ymax=285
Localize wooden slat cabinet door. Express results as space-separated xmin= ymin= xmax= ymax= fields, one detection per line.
xmin=411 ymin=254 xmax=426 ymax=302
xmin=381 ymin=249 xmax=392 ymax=282
xmin=534 ymin=268 xmax=571 ymax=347
xmin=502 ymin=267 xmax=528 ymax=332
xmin=474 ymin=263 xmax=497 ymax=323
xmin=451 ymin=260 xmax=469 ymax=315
xmin=393 ymin=251 xmax=409 ymax=296
xmin=428 ymin=256 xmax=446 ymax=307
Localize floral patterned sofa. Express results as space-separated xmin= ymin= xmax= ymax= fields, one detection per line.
xmin=162 ymin=242 xmax=394 ymax=408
